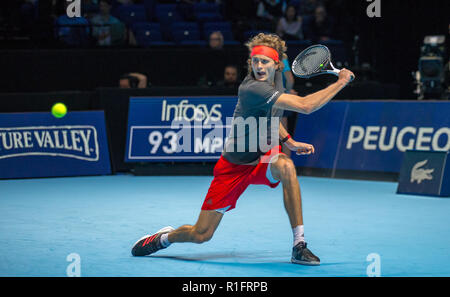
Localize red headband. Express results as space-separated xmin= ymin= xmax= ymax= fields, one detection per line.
xmin=251 ymin=45 xmax=279 ymax=62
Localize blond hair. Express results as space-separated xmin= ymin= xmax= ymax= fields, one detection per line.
xmin=245 ymin=33 xmax=288 ymax=75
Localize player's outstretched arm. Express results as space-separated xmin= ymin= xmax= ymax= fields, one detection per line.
xmin=274 ymin=69 xmax=354 ymax=114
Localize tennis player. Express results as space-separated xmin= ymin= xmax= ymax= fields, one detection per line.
xmin=132 ymin=33 xmax=354 ymax=265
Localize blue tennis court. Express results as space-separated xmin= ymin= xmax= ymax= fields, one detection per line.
xmin=1 ymin=174 xmax=449 ymax=277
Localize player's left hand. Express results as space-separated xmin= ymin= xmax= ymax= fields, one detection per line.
xmin=338 ymin=68 xmax=355 ymax=84
xmin=285 ymin=140 xmax=315 ymax=155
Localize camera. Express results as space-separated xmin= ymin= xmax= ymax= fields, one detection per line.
xmin=415 ymin=35 xmax=447 ymax=99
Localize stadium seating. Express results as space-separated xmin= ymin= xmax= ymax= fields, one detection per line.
xmin=54 ymin=16 xmax=91 ymax=47
xmin=192 ymin=2 xmax=223 ymax=22
xmin=132 ymin=22 xmax=161 ymax=33
xmin=203 ymin=21 xmax=231 ymax=31
xmin=155 ymin=4 xmax=183 ymax=24
xmin=171 ymin=22 xmax=200 ymax=33
xmin=132 ymin=22 xmax=175 ymax=47
xmin=116 ymin=4 xmax=148 ymax=26
xmin=192 ymin=2 xmax=221 ymax=15
xmin=172 ymin=28 xmax=206 ymax=46
xmin=170 ymin=22 xmax=205 ymax=45
xmin=49 ymin=2 xmax=345 ymax=50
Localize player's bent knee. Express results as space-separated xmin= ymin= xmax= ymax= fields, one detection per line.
xmin=193 ymin=233 xmax=213 ymax=244
xmin=275 ymin=156 xmax=296 ymax=181
xmin=191 ymin=228 xmax=214 ymax=244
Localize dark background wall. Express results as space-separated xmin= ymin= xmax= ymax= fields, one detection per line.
xmin=0 ymin=47 xmax=248 ymax=92
xmin=346 ymin=0 xmax=449 ymax=98
xmin=0 ymin=0 xmax=448 ymax=98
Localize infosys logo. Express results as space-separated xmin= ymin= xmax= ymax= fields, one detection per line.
xmin=0 ymin=126 xmax=99 ymax=161
xmin=346 ymin=126 xmax=450 ymax=152
xmin=161 ymin=100 xmax=222 ymax=124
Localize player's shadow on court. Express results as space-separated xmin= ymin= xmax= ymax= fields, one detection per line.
xmin=151 ymin=252 xmax=255 ymax=262
xmin=150 ymin=253 xmax=349 ymax=266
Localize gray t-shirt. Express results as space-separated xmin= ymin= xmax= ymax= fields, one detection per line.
xmin=222 ymin=71 xmax=285 ymax=164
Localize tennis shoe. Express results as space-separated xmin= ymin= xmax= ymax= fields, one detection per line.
xmin=131 ymin=226 xmax=174 ymax=256
xmin=291 ymin=241 xmax=320 ymax=265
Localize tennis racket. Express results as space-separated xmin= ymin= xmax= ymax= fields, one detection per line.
xmin=291 ymin=44 xmax=354 ymax=81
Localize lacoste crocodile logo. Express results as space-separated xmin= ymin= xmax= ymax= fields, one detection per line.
xmin=410 ymin=159 xmax=434 ymax=184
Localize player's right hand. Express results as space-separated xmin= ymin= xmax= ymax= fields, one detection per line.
xmin=338 ymin=68 xmax=355 ymax=85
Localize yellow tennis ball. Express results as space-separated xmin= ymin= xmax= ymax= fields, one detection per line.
xmin=51 ymin=103 xmax=67 ymax=118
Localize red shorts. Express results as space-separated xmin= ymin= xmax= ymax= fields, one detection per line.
xmin=201 ymin=146 xmax=284 ymax=213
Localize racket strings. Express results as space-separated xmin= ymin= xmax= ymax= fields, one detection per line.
xmin=292 ymin=46 xmax=330 ymax=77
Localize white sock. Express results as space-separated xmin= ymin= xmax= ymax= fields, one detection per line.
xmin=293 ymin=225 xmax=305 ymax=247
xmin=160 ymin=233 xmax=171 ymax=248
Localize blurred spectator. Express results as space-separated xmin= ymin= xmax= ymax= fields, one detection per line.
xmin=280 ymin=56 xmax=298 ymax=156
xmin=209 ymin=31 xmax=224 ymax=50
xmin=55 ymin=1 xmax=90 ymax=46
xmin=198 ymin=31 xmax=230 ymax=87
xmin=306 ymin=5 xmax=334 ymax=42
xmin=216 ymin=65 xmax=240 ymax=88
xmin=119 ymin=72 xmax=149 ymax=88
xmin=276 ymin=4 xmax=303 ymax=40
xmin=256 ymin=0 xmax=283 ymax=22
xmin=90 ymin=0 xmax=126 ymax=46
xmin=282 ymin=57 xmax=296 ymax=94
